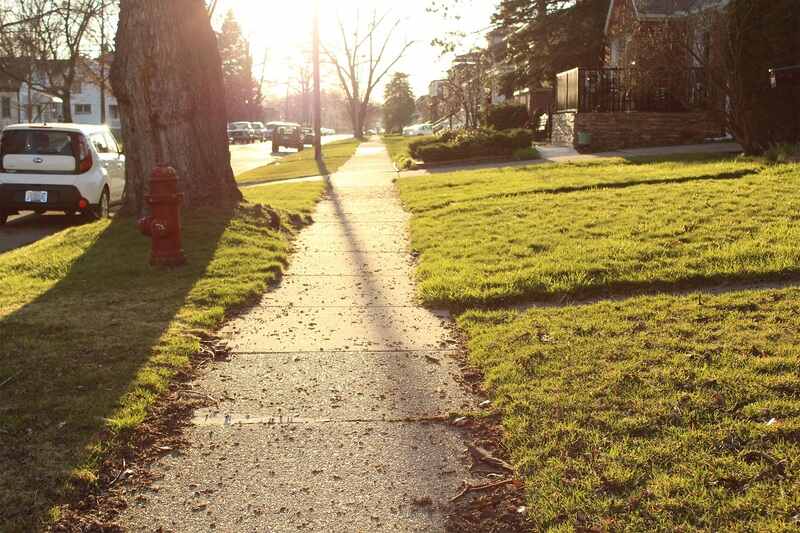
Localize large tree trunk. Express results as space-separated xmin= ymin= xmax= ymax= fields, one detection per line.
xmin=111 ymin=0 xmax=241 ymax=215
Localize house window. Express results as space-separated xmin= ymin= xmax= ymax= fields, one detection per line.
xmin=1 ymin=97 xmax=11 ymax=119
xmin=75 ymin=103 xmax=92 ymax=115
xmin=109 ymin=104 xmax=119 ymax=120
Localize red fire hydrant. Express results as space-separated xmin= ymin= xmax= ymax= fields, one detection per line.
xmin=138 ymin=164 xmax=186 ymax=267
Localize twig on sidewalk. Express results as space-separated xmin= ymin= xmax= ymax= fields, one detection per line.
xmin=106 ymin=458 xmax=127 ymax=488
xmin=175 ymin=389 xmax=218 ymax=404
xmin=467 ymin=444 xmax=515 ymax=473
xmin=0 ymin=371 xmax=21 ymax=389
xmin=450 ymin=478 xmax=516 ymax=502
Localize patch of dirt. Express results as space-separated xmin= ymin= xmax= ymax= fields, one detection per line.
xmin=444 ymin=414 xmax=532 ymax=533
xmin=443 ymin=329 xmax=534 ymax=533
xmin=48 ymin=338 xmax=229 ymax=532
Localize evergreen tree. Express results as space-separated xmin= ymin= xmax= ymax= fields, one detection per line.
xmin=493 ymin=0 xmax=608 ymax=89
xmin=218 ymin=10 xmax=262 ymax=121
xmin=383 ymin=72 xmax=416 ymax=133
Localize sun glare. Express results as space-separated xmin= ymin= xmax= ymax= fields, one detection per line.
xmin=218 ymin=0 xmax=498 ymax=97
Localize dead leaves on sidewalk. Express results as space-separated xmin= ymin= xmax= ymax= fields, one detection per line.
xmin=445 ymin=413 xmax=532 ymax=533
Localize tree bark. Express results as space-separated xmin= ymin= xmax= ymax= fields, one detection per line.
xmin=61 ymin=91 xmax=72 ymax=122
xmin=111 ymin=0 xmax=241 ymax=215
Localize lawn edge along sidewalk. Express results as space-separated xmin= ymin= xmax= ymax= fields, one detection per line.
xmin=0 ymin=181 xmax=326 ymax=531
xmin=397 ymin=154 xmax=800 ymax=531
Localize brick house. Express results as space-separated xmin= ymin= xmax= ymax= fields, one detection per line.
xmin=552 ymin=0 xmax=730 ymax=151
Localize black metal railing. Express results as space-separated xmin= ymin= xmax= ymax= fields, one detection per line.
xmin=556 ymin=67 xmax=709 ymax=113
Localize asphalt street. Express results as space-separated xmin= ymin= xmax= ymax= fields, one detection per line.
xmin=0 ymin=135 xmax=351 ymax=255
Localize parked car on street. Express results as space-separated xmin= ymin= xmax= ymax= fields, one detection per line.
xmin=0 ymin=123 xmax=125 ymax=224
xmin=250 ymin=122 xmax=268 ymax=142
xmin=265 ymin=121 xmax=284 ymax=138
xmin=228 ymin=121 xmax=256 ymax=144
xmin=403 ymin=123 xmax=434 ymax=136
xmin=272 ymin=123 xmax=304 ymax=153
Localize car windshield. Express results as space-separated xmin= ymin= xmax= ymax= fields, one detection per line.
xmin=231 ymin=122 xmax=249 ymax=128
xmin=1 ymin=130 xmax=75 ymax=156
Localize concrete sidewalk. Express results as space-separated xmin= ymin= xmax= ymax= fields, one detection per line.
xmin=118 ymin=142 xmax=476 ymax=531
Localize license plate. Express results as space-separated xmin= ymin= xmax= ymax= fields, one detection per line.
xmin=25 ymin=190 xmax=48 ymax=203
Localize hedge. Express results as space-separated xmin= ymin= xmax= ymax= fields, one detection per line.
xmin=484 ymin=103 xmax=530 ymax=130
xmin=413 ymin=128 xmax=534 ymax=163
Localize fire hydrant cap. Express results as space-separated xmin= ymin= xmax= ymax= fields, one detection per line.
xmin=151 ymin=165 xmax=177 ymax=178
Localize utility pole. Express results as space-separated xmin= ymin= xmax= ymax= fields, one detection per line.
xmin=312 ymin=0 xmax=322 ymax=162
xmin=99 ymin=2 xmax=107 ymax=124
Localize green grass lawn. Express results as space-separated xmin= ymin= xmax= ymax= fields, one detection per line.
xmin=399 ymin=155 xmax=800 ymax=531
xmin=236 ymin=138 xmax=360 ymax=184
xmin=0 ymin=181 xmax=325 ymax=531
xmin=460 ymin=288 xmax=800 ymax=531
xmin=398 ymin=157 xmax=800 ymax=307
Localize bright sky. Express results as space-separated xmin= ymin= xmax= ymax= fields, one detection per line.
xmin=212 ymin=0 xmax=499 ymax=100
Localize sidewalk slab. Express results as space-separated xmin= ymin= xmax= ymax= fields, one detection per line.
xmin=120 ymin=422 xmax=467 ymax=533
xmin=196 ymin=349 xmax=471 ymax=419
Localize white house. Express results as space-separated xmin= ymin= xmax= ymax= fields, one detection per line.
xmin=0 ymin=57 xmax=121 ymax=135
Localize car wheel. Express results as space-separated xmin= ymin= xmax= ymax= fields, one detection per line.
xmin=90 ymin=188 xmax=110 ymax=220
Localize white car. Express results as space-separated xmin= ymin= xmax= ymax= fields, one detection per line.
xmin=0 ymin=123 xmax=125 ymax=225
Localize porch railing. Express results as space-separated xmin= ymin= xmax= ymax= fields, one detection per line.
xmin=555 ymin=67 xmax=710 ymax=113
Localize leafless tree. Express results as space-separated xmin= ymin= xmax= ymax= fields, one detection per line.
xmin=631 ymin=0 xmax=797 ymax=153
xmin=442 ymin=50 xmax=490 ymax=129
xmin=0 ymin=0 xmax=110 ymax=122
xmin=324 ymin=11 xmax=414 ymax=137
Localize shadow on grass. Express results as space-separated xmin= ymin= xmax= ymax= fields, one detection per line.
xmin=0 ymin=212 xmax=231 ymax=532
xmin=435 ymin=270 xmax=800 ymax=312
xmin=506 ymin=169 xmax=759 ymax=195
xmin=415 ymin=168 xmax=758 ymax=214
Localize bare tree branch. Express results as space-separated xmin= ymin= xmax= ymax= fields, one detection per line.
xmin=326 ymin=10 xmax=415 ymax=137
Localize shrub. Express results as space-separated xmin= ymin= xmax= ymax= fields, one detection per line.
xmin=413 ymin=128 xmax=535 ymax=163
xmin=764 ymin=142 xmax=800 ymax=164
xmin=415 ymin=142 xmax=450 ymax=162
xmin=484 ymin=103 xmax=530 ymax=130
xmin=512 ymin=147 xmax=540 ymax=161
xmin=394 ymin=154 xmax=414 ymax=170
xmin=505 ymin=128 xmax=535 ymax=148
xmin=407 ymin=135 xmax=438 ymax=159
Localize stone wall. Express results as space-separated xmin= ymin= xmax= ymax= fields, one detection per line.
xmin=552 ymin=111 xmax=723 ymax=152
xmin=552 ymin=111 xmax=576 ymax=146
